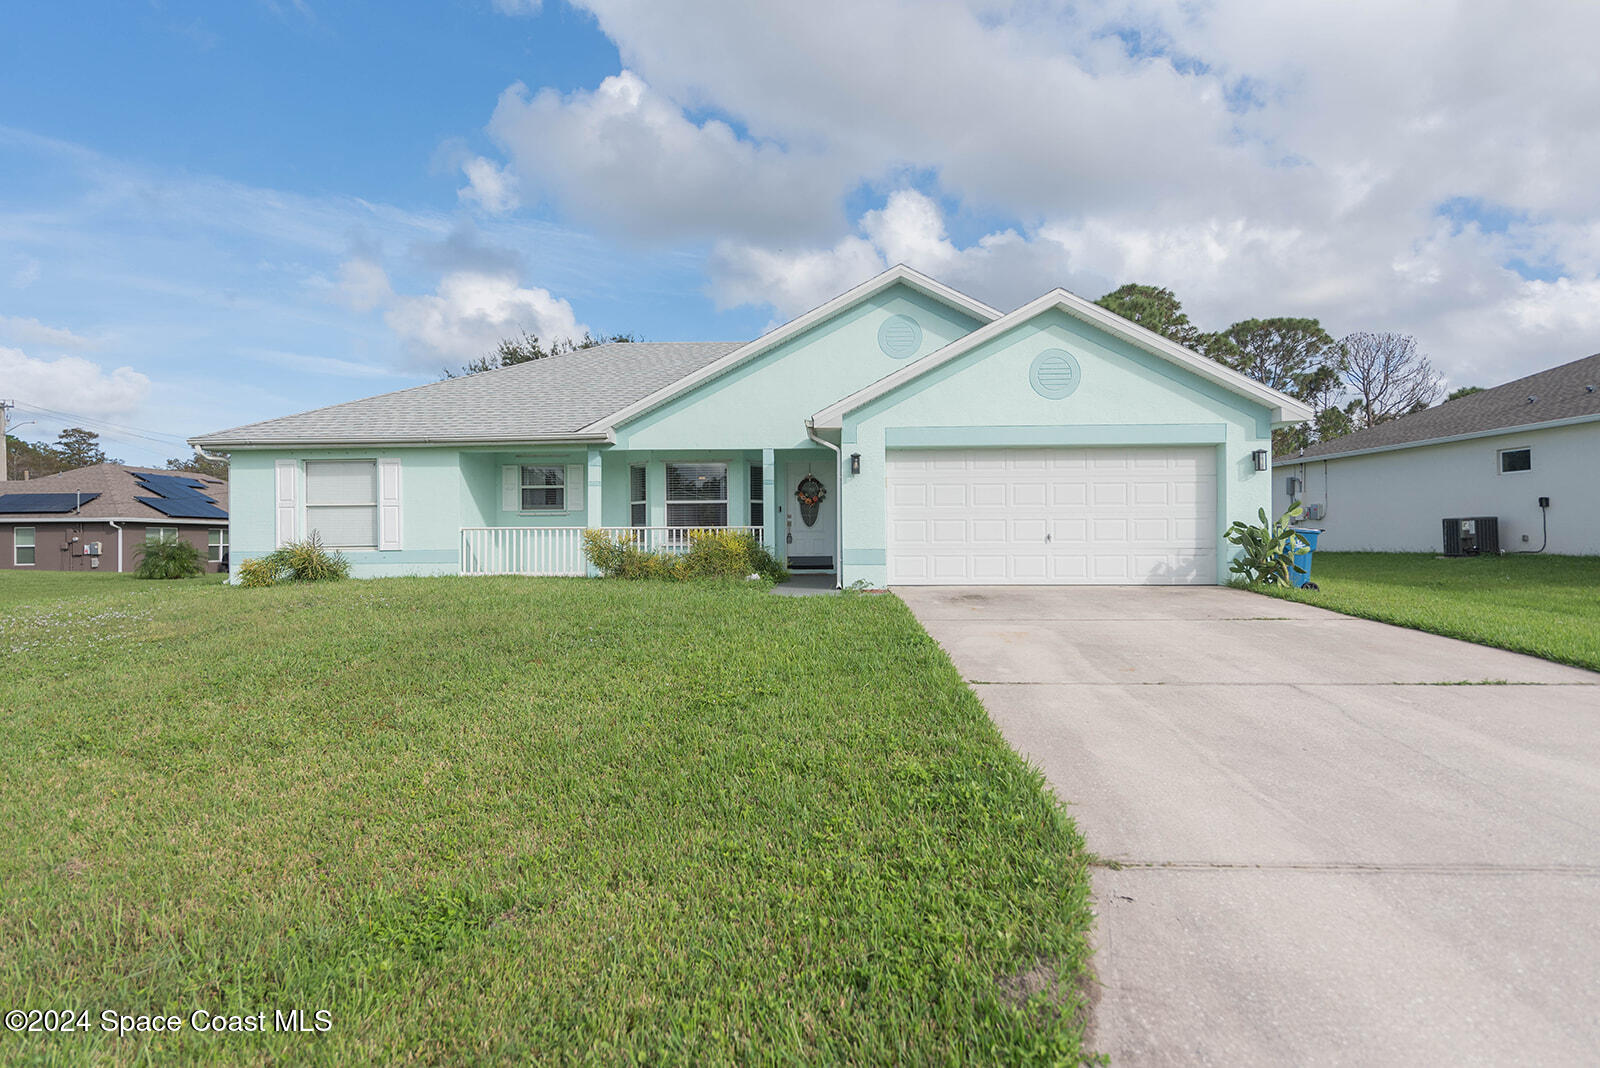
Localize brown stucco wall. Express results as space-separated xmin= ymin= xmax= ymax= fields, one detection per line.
xmin=0 ymin=522 xmax=226 ymax=572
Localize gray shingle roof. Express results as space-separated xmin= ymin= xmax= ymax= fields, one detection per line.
xmin=0 ymin=464 xmax=229 ymax=523
xmin=192 ymin=342 xmax=744 ymax=447
xmin=1282 ymin=352 xmax=1600 ymax=461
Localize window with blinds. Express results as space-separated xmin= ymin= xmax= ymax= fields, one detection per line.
xmin=749 ymin=463 xmax=764 ymax=527
xmin=665 ymin=463 xmax=727 ymax=527
xmin=630 ymin=464 xmax=647 ymax=526
xmin=521 ymin=465 xmax=565 ymax=511
xmin=306 ymin=460 xmax=378 ymax=548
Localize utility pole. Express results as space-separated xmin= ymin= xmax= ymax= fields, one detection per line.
xmin=0 ymin=399 xmax=12 ymax=482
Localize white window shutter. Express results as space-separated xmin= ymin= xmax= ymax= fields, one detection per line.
xmin=501 ymin=465 xmax=520 ymax=512
xmin=378 ymin=458 xmax=402 ymax=550
xmin=274 ymin=459 xmax=297 ymax=547
xmin=566 ymin=464 xmax=585 ymax=514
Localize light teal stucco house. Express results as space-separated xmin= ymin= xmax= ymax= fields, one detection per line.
xmin=193 ymin=266 xmax=1310 ymax=587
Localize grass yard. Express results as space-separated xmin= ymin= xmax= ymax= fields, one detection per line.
xmin=1249 ymin=552 xmax=1600 ymax=673
xmin=0 ymin=572 xmax=1094 ymax=1065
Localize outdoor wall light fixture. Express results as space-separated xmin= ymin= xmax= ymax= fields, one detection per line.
xmin=850 ymin=453 xmax=861 ymax=475
xmin=1252 ymin=449 xmax=1268 ymax=471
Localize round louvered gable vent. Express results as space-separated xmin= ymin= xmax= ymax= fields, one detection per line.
xmin=877 ymin=314 xmax=922 ymax=359
xmin=1029 ymin=349 xmax=1082 ymax=399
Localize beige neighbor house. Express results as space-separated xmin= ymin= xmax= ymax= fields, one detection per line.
xmin=0 ymin=464 xmax=230 ymax=573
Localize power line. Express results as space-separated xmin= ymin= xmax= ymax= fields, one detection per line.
xmin=13 ymin=403 xmax=191 ymax=448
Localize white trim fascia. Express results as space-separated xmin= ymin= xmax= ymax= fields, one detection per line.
xmin=190 ymin=431 xmax=616 ymax=449
xmin=1277 ymin=412 xmax=1600 ymax=466
xmin=577 ymin=264 xmax=1002 ymax=435
xmin=812 ymin=288 xmax=1314 ymax=429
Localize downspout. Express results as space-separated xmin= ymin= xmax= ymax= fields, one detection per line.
xmin=108 ymin=520 xmax=123 ymax=573
xmin=804 ymin=418 xmax=843 ymax=589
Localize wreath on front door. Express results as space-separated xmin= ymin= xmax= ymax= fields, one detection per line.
xmin=795 ymin=475 xmax=826 ymax=527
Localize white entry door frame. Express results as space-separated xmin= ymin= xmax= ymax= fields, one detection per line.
xmin=785 ymin=461 xmax=837 ymax=569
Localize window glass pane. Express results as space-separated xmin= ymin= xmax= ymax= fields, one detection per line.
xmin=15 ymin=527 xmax=33 ymax=565
xmin=630 ymin=465 xmax=647 ymax=502
xmin=208 ymin=528 xmax=227 ymax=562
xmin=149 ymin=527 xmax=178 ymax=543
xmin=631 ymin=502 xmax=647 ymax=526
xmin=749 ymin=464 xmax=763 ymax=501
xmin=16 ymin=527 xmax=34 ymax=548
xmin=519 ymin=466 xmax=564 ymax=510
xmin=667 ymin=502 xmax=728 ymax=527
xmin=306 ymin=460 xmax=377 ymax=505
xmin=750 ymin=502 xmax=764 ymax=527
xmin=1500 ymin=449 xmax=1531 ymax=472
xmin=307 ymin=506 xmax=378 ymax=547
xmin=16 ymin=547 xmax=34 ymax=565
xmin=666 ymin=463 xmax=727 ymax=502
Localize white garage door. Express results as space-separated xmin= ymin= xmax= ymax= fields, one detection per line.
xmin=886 ymin=447 xmax=1217 ymax=585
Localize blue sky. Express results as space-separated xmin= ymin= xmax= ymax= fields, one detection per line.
xmin=3 ymin=1 xmax=1597 ymax=466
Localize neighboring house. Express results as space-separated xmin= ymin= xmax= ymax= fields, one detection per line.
xmin=1274 ymin=353 xmax=1600 ymax=555
xmin=193 ymin=265 xmax=1309 ymax=587
xmin=0 ymin=464 xmax=230 ymax=573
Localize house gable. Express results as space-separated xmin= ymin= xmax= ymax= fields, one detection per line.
xmin=841 ymin=305 xmax=1278 ymax=446
xmin=609 ymin=279 xmax=990 ymax=451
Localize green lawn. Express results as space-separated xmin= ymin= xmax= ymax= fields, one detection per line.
xmin=0 ymin=573 xmax=1094 ymax=1065
xmin=1249 ymin=552 xmax=1600 ymax=673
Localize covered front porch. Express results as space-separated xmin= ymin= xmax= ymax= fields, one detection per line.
xmin=455 ymin=444 xmax=839 ymax=577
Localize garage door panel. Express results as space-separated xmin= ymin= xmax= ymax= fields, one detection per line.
xmin=886 ymin=445 xmax=1217 ymax=586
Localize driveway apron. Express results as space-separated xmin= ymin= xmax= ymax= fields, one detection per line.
xmin=897 ymin=585 xmax=1600 ymax=1066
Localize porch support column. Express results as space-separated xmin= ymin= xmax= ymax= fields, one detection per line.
xmin=586 ymin=446 xmax=603 ymax=576
xmin=762 ymin=448 xmax=777 ymax=551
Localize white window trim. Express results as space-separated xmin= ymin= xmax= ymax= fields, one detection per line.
xmin=520 ymin=464 xmax=566 ymax=513
xmin=14 ymin=526 xmax=35 ymax=567
xmin=665 ymin=461 xmax=730 ymax=528
xmin=304 ymin=459 xmax=379 ymax=550
xmin=208 ymin=527 xmax=229 ymax=563
xmin=1497 ymin=446 xmax=1532 ymax=474
xmin=148 ymin=526 xmax=179 ymax=543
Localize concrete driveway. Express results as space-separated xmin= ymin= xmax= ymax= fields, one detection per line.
xmin=897 ymin=585 xmax=1600 ymax=1066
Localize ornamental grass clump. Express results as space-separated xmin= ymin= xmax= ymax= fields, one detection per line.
xmin=133 ymin=536 xmax=206 ymax=580
xmin=236 ymin=533 xmax=351 ymax=587
xmin=582 ymin=529 xmax=787 ymax=582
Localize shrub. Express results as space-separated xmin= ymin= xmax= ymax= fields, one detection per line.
xmin=1225 ymin=503 xmax=1310 ymax=586
xmin=134 ymin=536 xmax=206 ymax=580
xmin=582 ymin=529 xmax=788 ymax=583
xmin=235 ymin=534 xmax=350 ymax=587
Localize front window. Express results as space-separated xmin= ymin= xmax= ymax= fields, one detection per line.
xmin=208 ymin=528 xmax=229 ymax=563
xmin=630 ymin=464 xmax=647 ymax=526
xmin=749 ymin=463 xmax=764 ymax=527
xmin=148 ymin=526 xmax=178 ymax=543
xmin=520 ymin=465 xmax=565 ymax=511
xmin=1499 ymin=448 xmax=1531 ymax=473
xmin=305 ymin=460 xmax=378 ymax=548
xmin=14 ymin=526 xmax=34 ymax=566
xmin=666 ymin=463 xmax=728 ymax=527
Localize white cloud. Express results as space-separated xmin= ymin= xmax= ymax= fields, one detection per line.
xmin=336 ymin=258 xmax=588 ymax=368
xmin=489 ymin=0 xmax=541 ymax=13
xmin=0 ymin=346 xmax=150 ymax=416
xmin=458 ymin=156 xmax=520 ymax=214
xmin=0 ymin=315 xmax=94 ymax=351
xmin=487 ymin=71 xmax=842 ymax=242
xmin=551 ymin=0 xmax=1600 ymax=385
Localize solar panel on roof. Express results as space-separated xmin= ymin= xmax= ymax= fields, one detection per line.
xmin=135 ymin=496 xmax=229 ymax=520
xmin=134 ymin=473 xmax=209 ymax=499
xmin=0 ymin=492 xmax=102 ymax=514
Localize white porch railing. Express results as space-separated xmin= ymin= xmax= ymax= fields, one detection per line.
xmin=459 ymin=526 xmax=765 ymax=576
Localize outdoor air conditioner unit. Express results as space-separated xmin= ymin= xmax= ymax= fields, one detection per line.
xmin=1303 ymin=503 xmax=1325 ymax=521
xmin=1442 ymin=517 xmax=1500 ymax=556
xmin=85 ymin=542 xmax=101 ymax=556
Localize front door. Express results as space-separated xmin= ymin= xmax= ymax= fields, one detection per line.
xmin=785 ymin=463 xmax=836 ymax=569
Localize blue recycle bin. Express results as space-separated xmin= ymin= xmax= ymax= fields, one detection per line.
xmin=1288 ymin=527 xmax=1323 ymax=588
